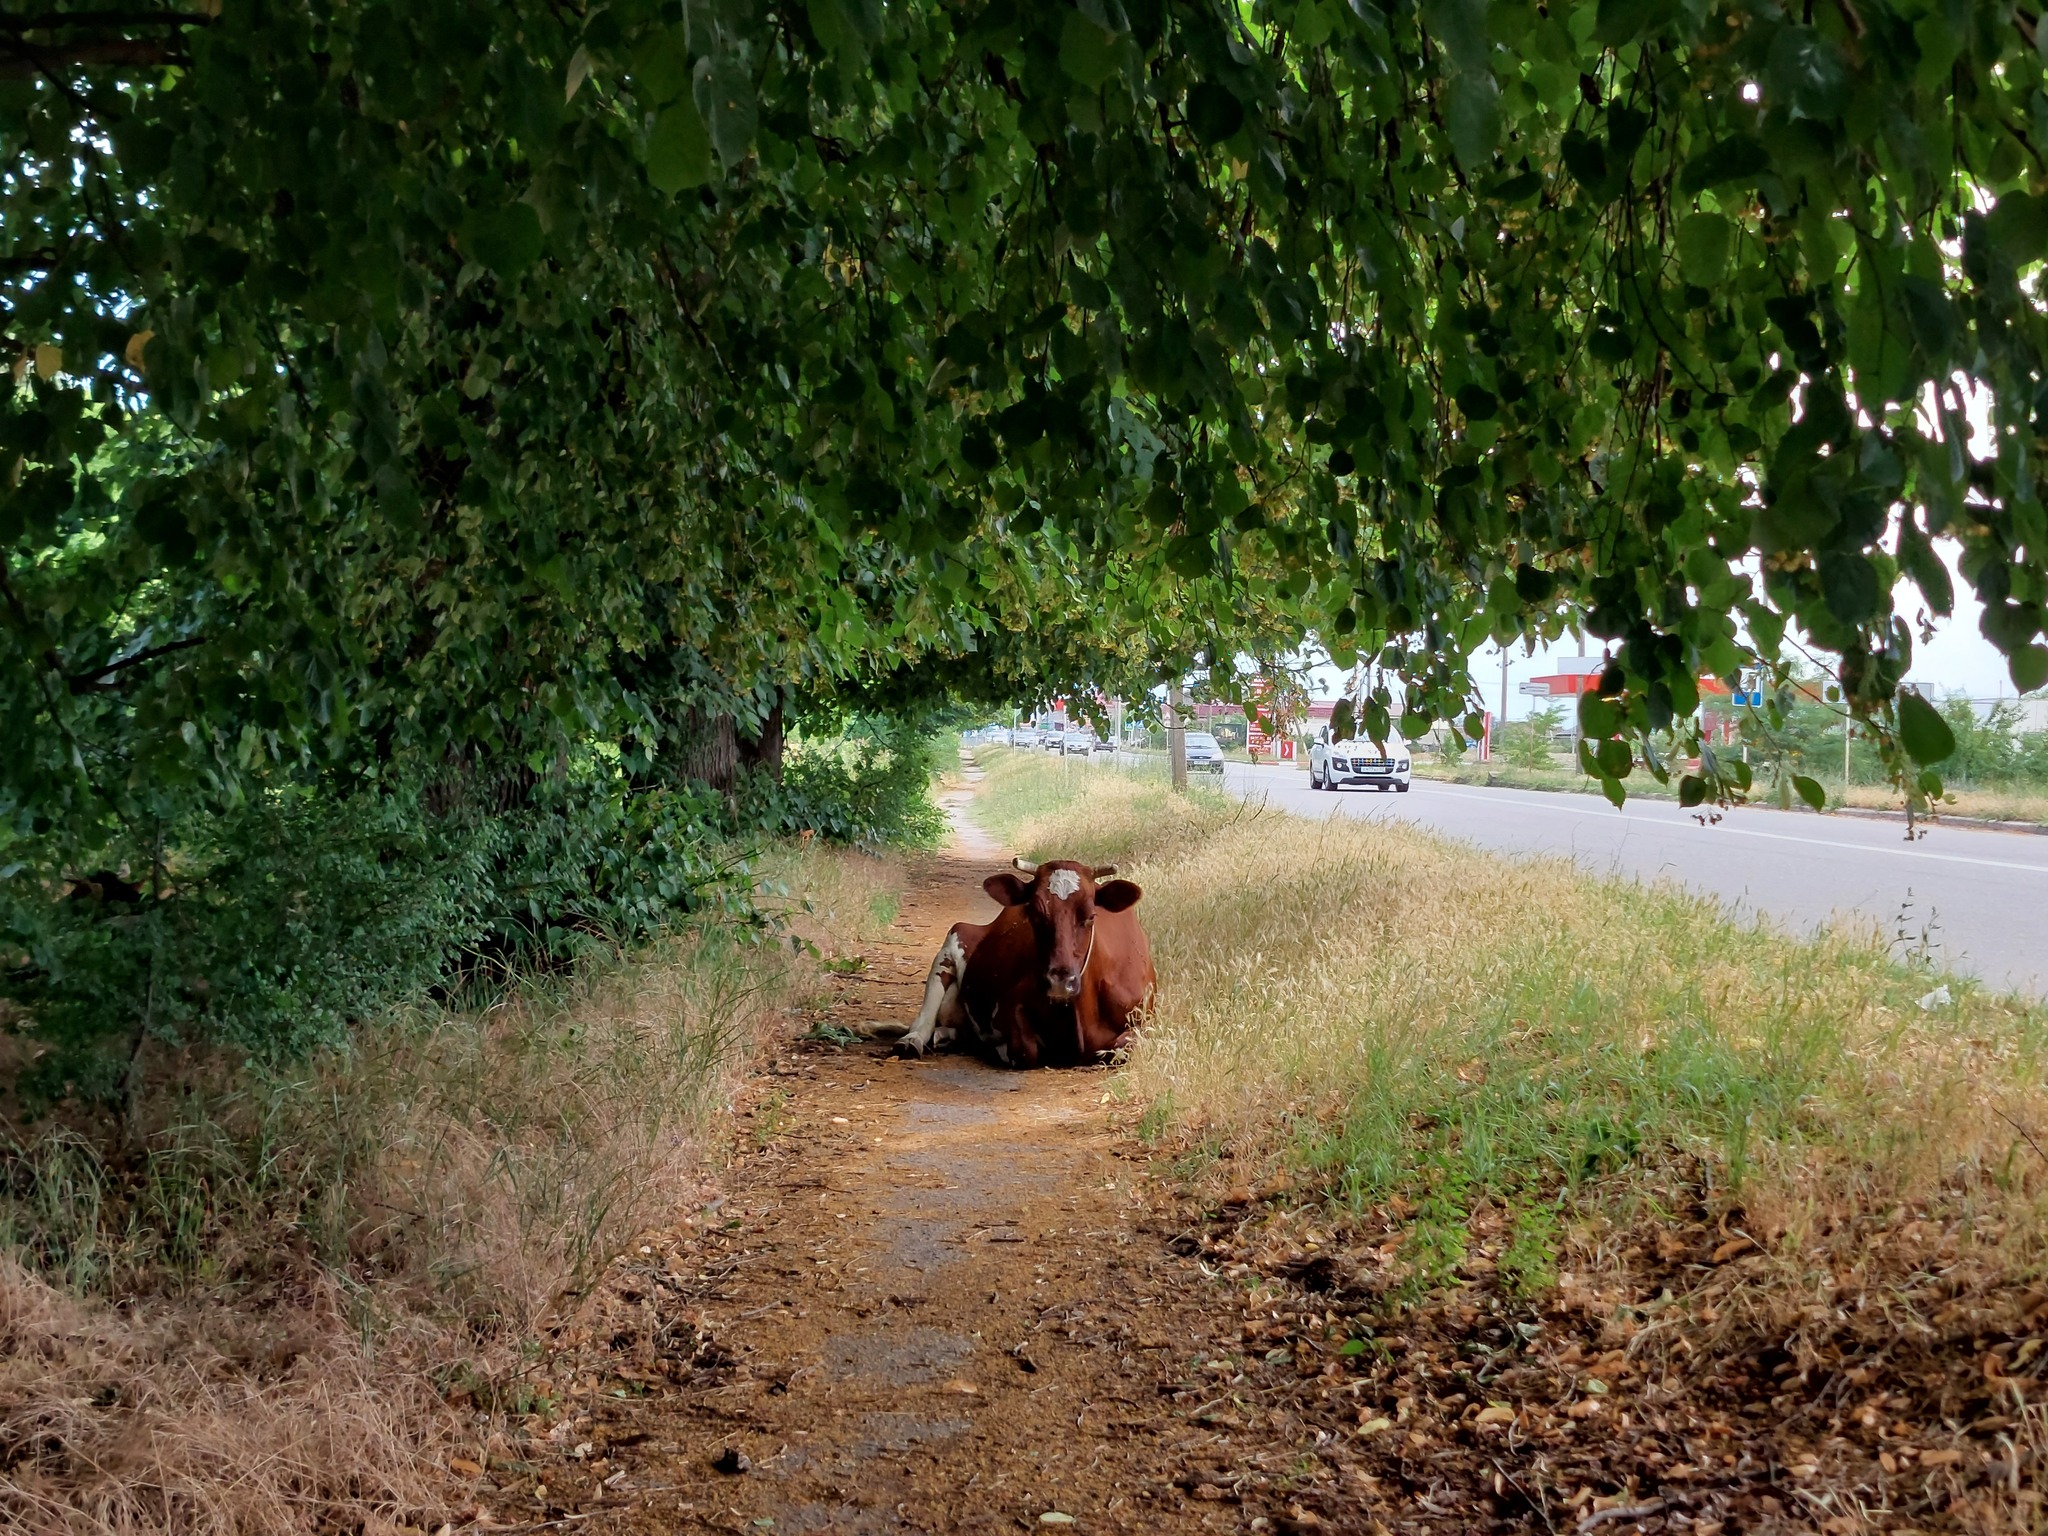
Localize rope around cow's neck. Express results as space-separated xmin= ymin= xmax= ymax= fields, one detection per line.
xmin=1072 ymin=918 xmax=1097 ymax=1061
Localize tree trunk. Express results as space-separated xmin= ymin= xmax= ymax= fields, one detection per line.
xmin=1168 ymin=681 xmax=1188 ymax=794
xmin=737 ymin=692 xmax=785 ymax=782
xmin=680 ymin=707 xmax=739 ymax=795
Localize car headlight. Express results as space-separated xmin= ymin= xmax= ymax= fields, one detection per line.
xmin=1398 ymin=758 xmax=1410 ymax=770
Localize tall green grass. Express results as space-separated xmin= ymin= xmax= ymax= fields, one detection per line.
xmin=976 ymin=750 xmax=2048 ymax=1291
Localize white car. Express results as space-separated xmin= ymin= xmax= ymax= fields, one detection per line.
xmin=1009 ymin=727 xmax=1037 ymax=748
xmin=1063 ymin=728 xmax=1097 ymax=756
xmin=1310 ymin=732 xmax=1411 ymax=792
xmin=1182 ymin=731 xmax=1226 ymax=774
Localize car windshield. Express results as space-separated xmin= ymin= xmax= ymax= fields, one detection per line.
xmin=1186 ymin=733 xmax=1220 ymax=750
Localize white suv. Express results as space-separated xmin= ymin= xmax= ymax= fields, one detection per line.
xmin=1310 ymin=730 xmax=1412 ymax=792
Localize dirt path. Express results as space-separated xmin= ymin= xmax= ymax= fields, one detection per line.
xmin=523 ymin=804 xmax=1333 ymax=1535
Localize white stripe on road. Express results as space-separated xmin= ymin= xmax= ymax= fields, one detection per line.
xmin=1253 ymin=775 xmax=2048 ymax=878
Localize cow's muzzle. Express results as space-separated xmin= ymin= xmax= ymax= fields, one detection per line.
xmin=1046 ymin=968 xmax=1082 ymax=1002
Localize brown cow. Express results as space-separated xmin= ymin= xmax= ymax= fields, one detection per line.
xmin=885 ymin=858 xmax=1154 ymax=1068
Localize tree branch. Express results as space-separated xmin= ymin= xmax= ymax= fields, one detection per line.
xmin=0 ymin=10 xmax=216 ymax=32
xmin=0 ymin=37 xmax=185 ymax=78
xmin=66 ymin=633 xmax=207 ymax=693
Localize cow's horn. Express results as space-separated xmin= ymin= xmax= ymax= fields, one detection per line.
xmin=1011 ymin=857 xmax=1039 ymax=875
xmin=1092 ymin=864 xmax=1118 ymax=878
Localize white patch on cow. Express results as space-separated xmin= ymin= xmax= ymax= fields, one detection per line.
xmin=1045 ymin=867 xmax=1082 ymax=900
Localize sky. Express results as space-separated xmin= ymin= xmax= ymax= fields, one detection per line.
xmin=1303 ymin=540 xmax=2023 ymax=721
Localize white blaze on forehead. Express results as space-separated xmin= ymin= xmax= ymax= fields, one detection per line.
xmin=1044 ymin=867 xmax=1082 ymax=900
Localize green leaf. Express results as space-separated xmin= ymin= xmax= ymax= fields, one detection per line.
xmin=699 ymin=55 xmax=758 ymax=168
xmin=1792 ymin=774 xmax=1826 ymax=811
xmin=1454 ymin=384 xmax=1498 ymax=421
xmin=1594 ymin=0 xmax=1665 ymax=47
xmin=1422 ymin=0 xmax=1488 ymax=71
xmin=1588 ymin=326 xmax=1632 ymax=364
xmin=1896 ymin=690 xmax=1956 ymax=766
xmin=1985 ymin=192 xmax=2048 ymax=266
xmin=2010 ymin=644 xmax=2048 ymax=694
xmin=1817 ymin=551 xmax=1882 ymax=624
xmin=1363 ymin=696 xmax=1392 ymax=746
xmin=1443 ymin=70 xmax=1500 ymax=171
xmin=1187 ymin=81 xmax=1244 ymax=144
xmin=564 ymin=44 xmax=594 ymax=104
xmin=631 ymin=28 xmax=693 ymax=105
xmin=1676 ymin=212 xmax=1732 ymax=286
xmin=1338 ymin=1337 xmax=1368 ymax=1357
xmin=1594 ymin=736 xmax=1631 ymax=778
xmin=1678 ymin=135 xmax=1770 ymax=195
xmin=1768 ymin=26 xmax=1851 ymax=120
xmin=807 ymin=0 xmax=877 ymax=61
xmin=1165 ymin=532 xmax=1214 ymax=576
xmin=1599 ymin=773 xmax=1626 ymax=809
xmin=1060 ymin=12 xmax=1121 ymax=89
xmin=646 ymin=100 xmax=715 ymax=193
xmin=1577 ymin=690 xmax=1620 ymax=738
xmin=1330 ymin=697 xmax=1356 ymax=742
xmin=460 ymin=203 xmax=544 ymax=280
xmin=1678 ymin=774 xmax=1706 ymax=808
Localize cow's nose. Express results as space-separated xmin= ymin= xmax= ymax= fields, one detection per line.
xmin=1046 ymin=969 xmax=1081 ymax=1000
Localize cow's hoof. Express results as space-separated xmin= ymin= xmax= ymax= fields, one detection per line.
xmin=892 ymin=1041 xmax=926 ymax=1060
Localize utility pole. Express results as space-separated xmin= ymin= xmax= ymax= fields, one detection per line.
xmin=1499 ymin=647 xmax=1509 ymax=732
xmin=1168 ymin=679 xmax=1188 ymax=794
xmin=1844 ymin=714 xmax=1853 ymax=795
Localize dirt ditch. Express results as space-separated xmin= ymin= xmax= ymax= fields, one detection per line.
xmin=472 ymin=822 xmax=2037 ymax=1536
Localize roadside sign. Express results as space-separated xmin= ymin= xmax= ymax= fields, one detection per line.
xmin=1518 ymin=681 xmax=1551 ymax=696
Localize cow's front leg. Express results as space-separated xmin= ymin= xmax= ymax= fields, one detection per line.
xmin=895 ymin=929 xmax=967 ymax=1058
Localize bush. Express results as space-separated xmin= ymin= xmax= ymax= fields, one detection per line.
xmin=1503 ymin=703 xmax=1564 ymax=769
xmin=738 ymin=717 xmax=946 ymax=849
xmin=1 ymin=760 xmax=750 ymax=1109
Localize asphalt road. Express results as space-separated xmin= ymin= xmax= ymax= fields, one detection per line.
xmin=1207 ymin=760 xmax=2048 ymax=998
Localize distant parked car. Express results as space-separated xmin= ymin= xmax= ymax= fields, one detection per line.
xmin=1309 ymin=728 xmax=1412 ymax=792
xmin=1009 ymin=727 xmax=1036 ymax=748
xmin=1182 ymin=731 xmax=1226 ymax=774
xmin=1063 ymin=728 xmax=1097 ymax=756
xmin=1091 ymin=734 xmax=1116 ymax=754
xmin=1042 ymin=729 xmax=1066 ymax=751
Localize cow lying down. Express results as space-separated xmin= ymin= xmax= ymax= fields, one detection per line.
xmin=867 ymin=858 xmax=1155 ymax=1068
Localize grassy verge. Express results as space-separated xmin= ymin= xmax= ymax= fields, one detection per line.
xmin=978 ymin=750 xmax=2047 ymax=1293
xmin=1420 ymin=757 xmax=2048 ymax=826
xmin=1842 ymin=782 xmax=2048 ymax=826
xmin=0 ymin=841 xmax=902 ymax=1535
xmin=980 ymin=754 xmax=2048 ymax=1527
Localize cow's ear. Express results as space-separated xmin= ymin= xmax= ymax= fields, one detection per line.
xmin=1093 ymin=879 xmax=1142 ymax=913
xmin=984 ymin=873 xmax=1031 ymax=907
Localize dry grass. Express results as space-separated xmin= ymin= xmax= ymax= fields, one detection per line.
xmin=0 ymin=842 xmax=901 ymax=1535
xmin=1845 ymin=782 xmax=2048 ymax=826
xmin=979 ymin=751 xmax=2048 ymax=1285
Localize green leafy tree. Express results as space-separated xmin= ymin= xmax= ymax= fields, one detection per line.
xmin=9 ymin=0 xmax=2048 ymax=1086
xmin=1506 ymin=703 xmax=1565 ymax=770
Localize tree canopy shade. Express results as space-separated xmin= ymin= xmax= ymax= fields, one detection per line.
xmin=4 ymin=0 xmax=2047 ymax=1032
